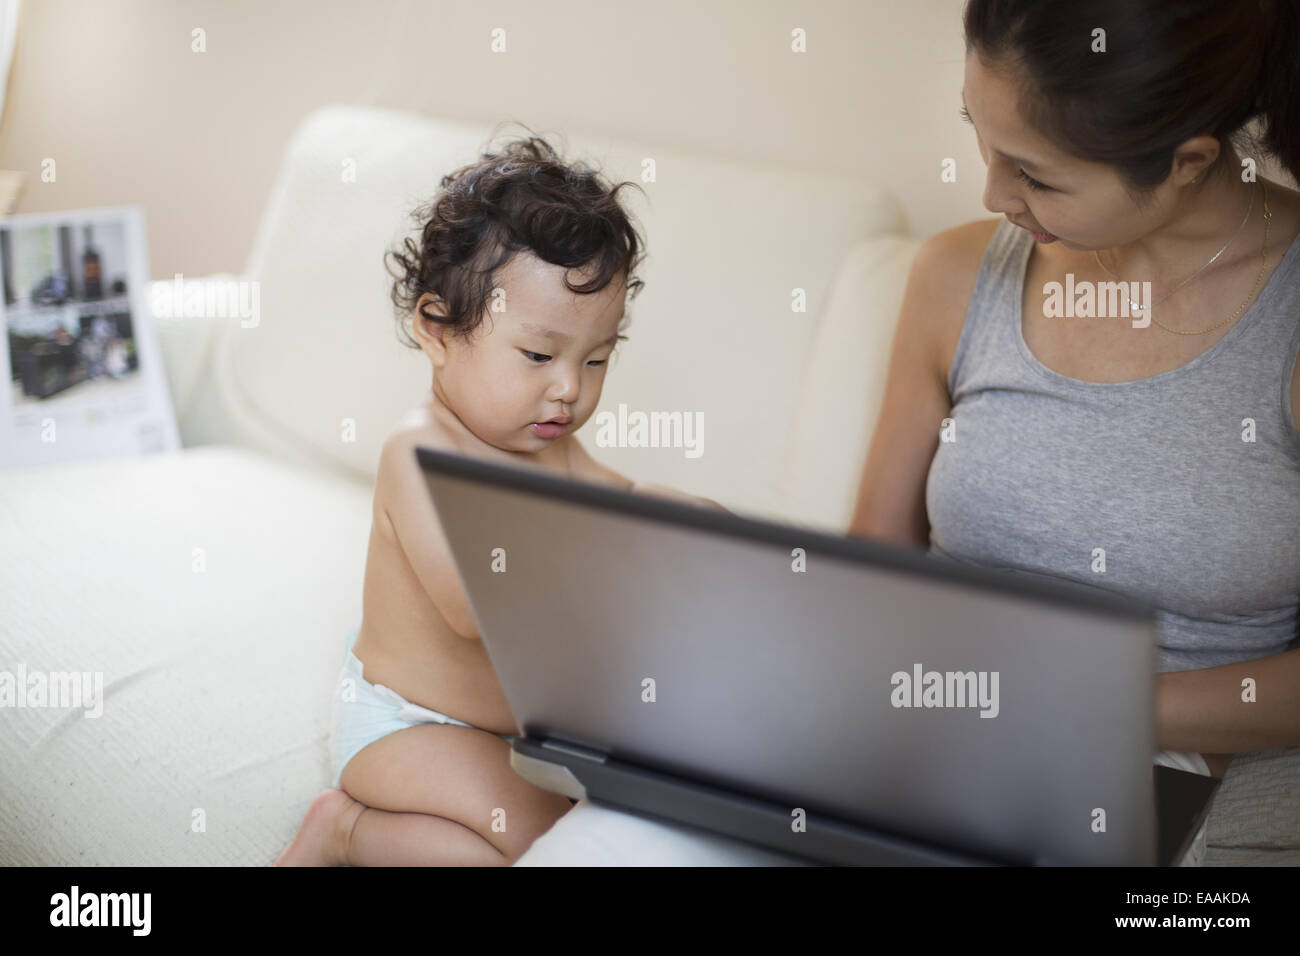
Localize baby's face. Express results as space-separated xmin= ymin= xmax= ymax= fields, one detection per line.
xmin=418 ymin=251 xmax=627 ymax=453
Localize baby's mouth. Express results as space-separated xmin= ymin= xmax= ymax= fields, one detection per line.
xmin=529 ymin=420 xmax=568 ymax=438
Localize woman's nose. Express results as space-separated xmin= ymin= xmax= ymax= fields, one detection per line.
xmin=982 ymin=161 xmax=1026 ymax=218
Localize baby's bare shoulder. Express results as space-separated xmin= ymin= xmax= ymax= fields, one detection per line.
xmin=391 ymin=402 xmax=454 ymax=449
xmin=374 ymin=407 xmax=454 ymax=525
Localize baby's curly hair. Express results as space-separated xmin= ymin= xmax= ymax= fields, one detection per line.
xmin=386 ymin=128 xmax=646 ymax=350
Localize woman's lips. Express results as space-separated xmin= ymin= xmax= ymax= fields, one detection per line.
xmin=1012 ymin=220 xmax=1057 ymax=243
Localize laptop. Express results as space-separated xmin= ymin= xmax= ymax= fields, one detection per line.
xmin=415 ymin=446 xmax=1219 ymax=866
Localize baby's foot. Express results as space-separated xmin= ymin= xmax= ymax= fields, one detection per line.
xmin=273 ymin=789 xmax=365 ymax=866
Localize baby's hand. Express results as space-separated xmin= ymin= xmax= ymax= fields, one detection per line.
xmin=629 ymin=480 xmax=730 ymax=513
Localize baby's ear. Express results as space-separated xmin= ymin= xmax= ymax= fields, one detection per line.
xmin=412 ymin=294 xmax=454 ymax=344
xmin=415 ymin=292 xmax=448 ymax=321
xmin=410 ymin=296 xmax=455 ymax=363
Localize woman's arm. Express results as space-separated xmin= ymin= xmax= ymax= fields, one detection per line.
xmin=847 ymin=223 xmax=991 ymax=547
xmin=1157 ymin=647 xmax=1300 ymax=756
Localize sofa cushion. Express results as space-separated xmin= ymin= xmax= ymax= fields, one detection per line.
xmin=778 ymin=234 xmax=922 ymax=532
xmin=1202 ymin=747 xmax=1300 ymax=865
xmin=0 ymin=445 xmax=369 ymax=864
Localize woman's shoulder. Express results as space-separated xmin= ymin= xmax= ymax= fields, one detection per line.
xmin=914 ymin=217 xmax=1003 ymax=274
xmin=906 ymin=217 xmax=1004 ymax=386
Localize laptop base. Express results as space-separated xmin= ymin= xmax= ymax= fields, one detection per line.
xmin=1155 ymin=765 xmax=1219 ymax=867
xmin=511 ymin=736 xmax=1003 ymax=866
xmin=512 ymin=738 xmax=1218 ymax=866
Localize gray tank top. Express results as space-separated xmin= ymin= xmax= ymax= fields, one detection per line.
xmin=926 ymin=218 xmax=1300 ymax=673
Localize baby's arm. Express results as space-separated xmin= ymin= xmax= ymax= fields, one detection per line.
xmin=566 ymin=435 xmax=729 ymax=512
xmin=378 ymin=431 xmax=482 ymax=638
xmin=629 ymin=480 xmax=730 ymax=513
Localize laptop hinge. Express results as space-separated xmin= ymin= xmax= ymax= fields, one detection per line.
xmin=540 ymin=738 xmax=609 ymax=764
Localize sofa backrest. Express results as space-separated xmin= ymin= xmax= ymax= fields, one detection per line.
xmin=193 ymin=105 xmax=912 ymax=525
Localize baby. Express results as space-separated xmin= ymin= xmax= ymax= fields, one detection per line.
xmin=276 ymin=134 xmax=723 ymax=866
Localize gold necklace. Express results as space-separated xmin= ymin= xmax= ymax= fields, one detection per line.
xmin=1092 ymin=180 xmax=1272 ymax=335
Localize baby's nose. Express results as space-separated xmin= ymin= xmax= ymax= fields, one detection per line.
xmin=550 ymin=374 xmax=580 ymax=402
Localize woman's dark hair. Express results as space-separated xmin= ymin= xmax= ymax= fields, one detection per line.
xmin=386 ymin=126 xmax=646 ymax=349
xmin=963 ymin=0 xmax=1300 ymax=200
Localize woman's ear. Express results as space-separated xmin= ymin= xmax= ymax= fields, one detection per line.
xmin=1169 ymin=134 xmax=1222 ymax=188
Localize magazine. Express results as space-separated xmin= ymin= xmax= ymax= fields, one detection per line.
xmin=0 ymin=205 xmax=179 ymax=467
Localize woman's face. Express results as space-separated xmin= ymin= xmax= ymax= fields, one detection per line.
xmin=961 ymin=52 xmax=1191 ymax=251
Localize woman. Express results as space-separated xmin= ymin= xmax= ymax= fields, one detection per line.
xmin=519 ymin=0 xmax=1300 ymax=867
xmin=851 ymin=0 xmax=1300 ymax=818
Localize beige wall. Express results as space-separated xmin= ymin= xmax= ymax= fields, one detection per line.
xmin=0 ymin=0 xmax=995 ymax=278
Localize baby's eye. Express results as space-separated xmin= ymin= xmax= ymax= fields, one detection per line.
xmin=587 ymin=359 xmax=607 ymax=367
xmin=522 ymin=350 xmax=551 ymax=363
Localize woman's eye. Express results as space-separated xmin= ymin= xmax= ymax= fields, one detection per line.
xmin=1016 ymin=168 xmax=1051 ymax=192
xmin=587 ymin=360 xmax=607 ymax=367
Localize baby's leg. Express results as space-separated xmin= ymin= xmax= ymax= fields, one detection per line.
xmin=339 ymin=722 xmax=573 ymax=865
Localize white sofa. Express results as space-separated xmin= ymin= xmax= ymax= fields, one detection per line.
xmin=1 ymin=106 xmax=1295 ymax=866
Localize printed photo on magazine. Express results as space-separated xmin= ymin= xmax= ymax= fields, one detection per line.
xmin=0 ymin=204 xmax=179 ymax=468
